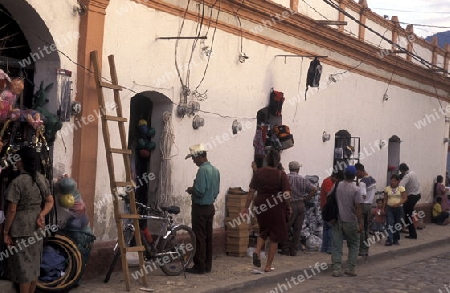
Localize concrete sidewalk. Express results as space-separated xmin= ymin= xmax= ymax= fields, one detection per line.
xmin=1 ymin=223 xmax=449 ymax=293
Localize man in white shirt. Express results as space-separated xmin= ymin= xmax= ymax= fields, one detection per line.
xmin=355 ymin=163 xmax=376 ymax=257
xmin=399 ymin=163 xmax=421 ymax=239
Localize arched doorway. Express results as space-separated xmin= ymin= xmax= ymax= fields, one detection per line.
xmin=0 ymin=1 xmax=61 ymax=111
xmin=387 ymin=135 xmax=401 ymax=184
xmin=128 ymin=91 xmax=173 ymax=206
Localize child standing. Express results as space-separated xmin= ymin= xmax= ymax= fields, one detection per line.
xmin=370 ymin=198 xmax=386 ymax=234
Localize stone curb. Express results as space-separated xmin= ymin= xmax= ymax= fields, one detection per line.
xmin=199 ymin=237 xmax=450 ymax=293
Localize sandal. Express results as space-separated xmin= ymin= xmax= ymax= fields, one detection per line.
xmin=252 ymin=252 xmax=261 ymax=267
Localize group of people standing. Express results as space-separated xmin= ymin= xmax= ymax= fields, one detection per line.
xmin=320 ymin=162 xmax=422 ymax=277
xmin=183 ymin=143 xmax=431 ymax=279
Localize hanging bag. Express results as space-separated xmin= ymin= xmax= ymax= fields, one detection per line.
xmin=305 ymin=57 xmax=322 ymax=100
xmin=269 ymin=89 xmax=285 ymax=116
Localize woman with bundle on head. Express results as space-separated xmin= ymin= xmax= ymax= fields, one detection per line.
xmin=3 ymin=146 xmax=54 ymax=293
xmin=242 ymin=149 xmax=291 ymax=273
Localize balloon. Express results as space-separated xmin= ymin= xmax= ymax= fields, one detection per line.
xmin=59 ymin=193 xmax=75 ymax=208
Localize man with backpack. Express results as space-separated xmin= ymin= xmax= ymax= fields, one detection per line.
xmin=331 ymin=165 xmax=363 ymax=277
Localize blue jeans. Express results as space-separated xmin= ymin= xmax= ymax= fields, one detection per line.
xmin=320 ymin=221 xmax=332 ymax=253
xmin=386 ymin=205 xmax=403 ymax=243
xmin=331 ymin=220 xmax=360 ymax=273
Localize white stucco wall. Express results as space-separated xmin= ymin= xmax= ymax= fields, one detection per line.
xmin=7 ymin=0 xmax=444 ymax=241
xmin=87 ymin=0 xmax=450 ymax=241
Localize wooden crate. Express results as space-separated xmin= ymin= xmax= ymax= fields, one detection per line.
xmin=227 ymin=210 xmax=246 ymax=220
xmin=227 ymin=236 xmax=249 ymax=246
xmin=224 ymin=217 xmax=248 ymax=230
xmin=226 ymin=228 xmax=249 ymax=238
xmin=226 ymin=194 xmax=247 ymax=208
xmin=227 ymin=251 xmax=247 ymax=257
xmin=226 ymin=243 xmax=248 ymax=253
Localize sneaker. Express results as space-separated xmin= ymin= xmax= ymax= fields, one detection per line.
xmin=344 ymin=270 xmax=357 ymax=277
xmin=332 ymin=271 xmax=343 ymax=277
xmin=385 ymin=241 xmax=392 ymax=246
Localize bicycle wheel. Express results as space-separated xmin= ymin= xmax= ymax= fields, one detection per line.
xmin=36 ymin=234 xmax=84 ymax=292
xmin=159 ymin=225 xmax=196 ymax=276
xmin=104 ymin=225 xmax=135 ymax=283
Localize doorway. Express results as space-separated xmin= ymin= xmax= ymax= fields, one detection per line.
xmin=387 ymin=135 xmax=401 ymax=184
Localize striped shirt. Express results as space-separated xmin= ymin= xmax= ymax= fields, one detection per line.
xmin=287 ymin=172 xmax=314 ymax=202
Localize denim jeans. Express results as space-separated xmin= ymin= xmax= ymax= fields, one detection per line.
xmin=386 ymin=205 xmax=403 ymax=243
xmin=320 ymin=221 xmax=332 ymax=253
xmin=331 ymin=220 xmax=360 ymax=273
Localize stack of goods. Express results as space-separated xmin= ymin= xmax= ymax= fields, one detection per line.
xmin=224 ymin=187 xmax=249 ymax=257
xmin=302 ymin=175 xmax=323 ymax=251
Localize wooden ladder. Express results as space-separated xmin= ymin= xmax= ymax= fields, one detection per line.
xmin=90 ymin=50 xmax=147 ymax=290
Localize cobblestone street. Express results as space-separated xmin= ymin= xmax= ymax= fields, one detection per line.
xmin=313 ymin=251 xmax=450 ymax=293
xmin=248 ymin=241 xmax=450 ymax=293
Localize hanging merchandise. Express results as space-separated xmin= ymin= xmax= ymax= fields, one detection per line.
xmin=305 ymin=57 xmax=322 ymax=100
xmin=136 ymin=119 xmax=156 ymax=159
xmin=273 ymin=124 xmax=294 ymax=150
xmin=56 ymin=69 xmax=73 ymax=122
xmin=268 ymin=88 xmax=285 ymax=116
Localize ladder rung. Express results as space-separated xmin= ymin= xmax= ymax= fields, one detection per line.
xmin=118 ymin=213 xmax=141 ymax=219
xmin=110 ymin=148 xmax=132 ymax=155
xmin=104 ymin=115 xmax=127 ymax=122
xmin=124 ymin=246 xmax=146 ymax=253
xmin=115 ymin=181 xmax=134 ymax=187
xmin=100 ymin=81 xmax=123 ymax=90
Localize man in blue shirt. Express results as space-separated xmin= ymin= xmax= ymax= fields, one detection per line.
xmin=185 ymin=144 xmax=220 ymax=274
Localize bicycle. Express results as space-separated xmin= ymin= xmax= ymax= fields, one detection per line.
xmin=103 ymin=195 xmax=196 ymax=283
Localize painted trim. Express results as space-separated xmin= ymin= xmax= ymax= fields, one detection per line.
xmin=132 ymin=0 xmax=449 ymax=99
xmin=73 ymin=0 xmax=110 ymax=227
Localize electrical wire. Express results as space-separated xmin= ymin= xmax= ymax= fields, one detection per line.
xmin=193 ymin=0 xmax=220 ymax=96
xmin=321 ymin=0 xmax=449 ymax=74
xmin=371 ymin=8 xmax=450 ymax=14
xmin=0 ymin=5 xmax=255 ymax=120
xmin=293 ymin=57 xmax=303 ymax=121
xmin=174 ymin=0 xmax=220 ymax=103
xmin=398 ymin=22 xmax=450 ymax=29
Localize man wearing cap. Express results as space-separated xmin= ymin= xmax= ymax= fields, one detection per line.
xmin=281 ymin=161 xmax=317 ymax=256
xmin=355 ymin=163 xmax=376 ymax=257
xmin=399 ymin=163 xmax=420 ymax=239
xmin=185 ymin=144 xmax=220 ymax=274
xmin=331 ymin=165 xmax=363 ymax=277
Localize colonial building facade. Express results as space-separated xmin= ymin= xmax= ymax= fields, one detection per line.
xmin=1 ymin=0 xmax=449 ymax=250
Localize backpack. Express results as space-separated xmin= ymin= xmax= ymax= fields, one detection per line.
xmin=305 ymin=57 xmax=322 ymax=101
xmin=306 ymin=57 xmax=322 ymax=88
xmin=321 ymin=181 xmax=339 ymax=223
xmin=269 ymin=89 xmax=285 ymax=116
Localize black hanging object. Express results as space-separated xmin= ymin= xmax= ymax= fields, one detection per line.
xmin=305 ymin=57 xmax=323 ymax=100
